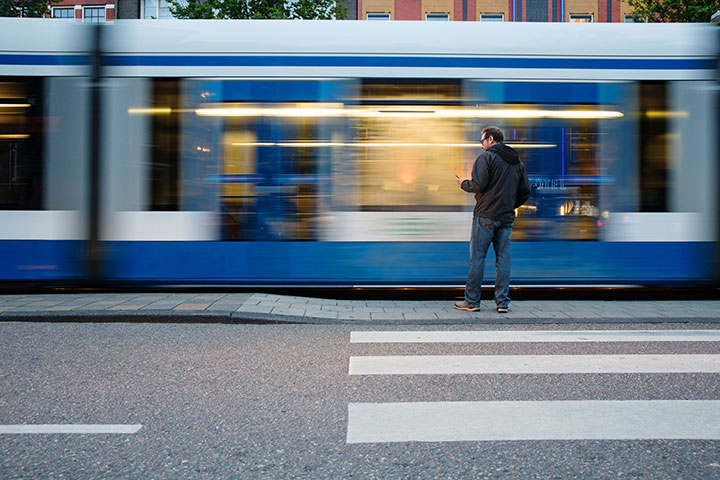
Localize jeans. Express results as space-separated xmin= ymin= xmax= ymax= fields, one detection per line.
xmin=465 ymin=216 xmax=513 ymax=308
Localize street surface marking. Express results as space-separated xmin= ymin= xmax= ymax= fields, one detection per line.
xmin=349 ymin=354 xmax=720 ymax=375
xmin=350 ymin=330 xmax=720 ymax=344
xmin=346 ymin=400 xmax=720 ymax=443
xmin=0 ymin=424 xmax=143 ymax=434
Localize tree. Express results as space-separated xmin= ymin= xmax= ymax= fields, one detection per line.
xmin=168 ymin=0 xmax=347 ymax=20
xmin=0 ymin=0 xmax=59 ymax=17
xmin=621 ymin=0 xmax=720 ymax=23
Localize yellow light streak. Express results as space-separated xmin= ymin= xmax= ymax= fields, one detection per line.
xmin=197 ymin=103 xmax=345 ymax=118
xmin=200 ymin=105 xmax=623 ymax=120
xmin=276 ymin=142 xmax=348 ymax=147
xmin=437 ymin=109 xmax=623 ymax=119
xmin=645 ymin=110 xmax=690 ymax=119
xmin=0 ymin=134 xmax=30 ymax=139
xmin=128 ymin=107 xmax=172 ymax=115
xmin=0 ymin=103 xmax=31 ymax=108
xmin=232 ymin=142 xmax=277 ymax=147
xmin=231 ymin=141 xmax=556 ymax=149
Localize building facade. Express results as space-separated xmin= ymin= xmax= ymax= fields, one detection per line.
xmin=41 ymin=0 xmax=635 ymax=22
xmin=357 ymin=0 xmax=635 ymax=22
xmin=44 ymin=0 xmax=167 ymax=20
xmin=46 ymin=0 xmax=115 ymax=22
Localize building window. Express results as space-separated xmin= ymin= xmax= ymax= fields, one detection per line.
xmin=569 ymin=13 xmax=593 ymax=22
xmin=366 ymin=12 xmax=390 ymax=20
xmin=83 ymin=6 xmax=105 ymax=23
xmin=480 ymin=13 xmax=504 ymax=21
xmin=52 ymin=7 xmax=74 ymax=18
xmin=625 ymin=14 xmax=647 ymax=22
xmin=143 ymin=0 xmax=174 ymax=19
xmin=425 ymin=12 xmax=449 ymax=21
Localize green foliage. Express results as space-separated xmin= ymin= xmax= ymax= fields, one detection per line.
xmin=0 ymin=0 xmax=60 ymax=17
xmin=291 ymin=0 xmax=347 ymax=19
xmin=621 ymin=0 xmax=720 ymax=23
xmin=168 ymin=0 xmax=347 ymax=20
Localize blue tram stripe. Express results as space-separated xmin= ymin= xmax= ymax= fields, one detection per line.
xmin=0 ymin=53 xmax=88 ymax=66
xmin=0 ymin=53 xmax=713 ymax=71
xmin=104 ymin=55 xmax=714 ymax=71
xmin=101 ymin=241 xmax=715 ymax=285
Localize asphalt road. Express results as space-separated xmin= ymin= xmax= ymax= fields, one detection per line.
xmin=1 ymin=322 xmax=720 ymax=479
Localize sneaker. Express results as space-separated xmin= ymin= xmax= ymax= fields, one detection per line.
xmin=497 ymin=305 xmax=509 ymax=313
xmin=455 ymin=301 xmax=480 ymax=312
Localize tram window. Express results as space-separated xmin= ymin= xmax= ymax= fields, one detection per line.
xmin=349 ymin=80 xmax=610 ymax=241
xmin=148 ymin=79 xmax=180 ymax=211
xmin=0 ymin=79 xmax=43 ymax=210
xmin=218 ymin=102 xmax=336 ymax=241
xmin=351 ymin=80 xmax=469 ymax=212
xmin=508 ymin=120 xmax=601 ymax=241
xmin=639 ymin=82 xmax=668 ymax=212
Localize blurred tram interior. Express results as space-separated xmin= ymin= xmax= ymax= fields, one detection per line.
xmin=0 ymin=19 xmax=718 ymax=287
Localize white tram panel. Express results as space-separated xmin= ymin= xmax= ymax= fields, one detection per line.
xmin=104 ymin=21 xmax=717 ymax=81
xmin=0 ymin=18 xmax=87 ymax=77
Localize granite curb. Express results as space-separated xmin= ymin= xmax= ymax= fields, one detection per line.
xmin=1 ymin=310 xmax=719 ymax=325
xmin=0 ymin=311 xmax=233 ymax=324
xmin=2 ymin=293 xmax=720 ymax=325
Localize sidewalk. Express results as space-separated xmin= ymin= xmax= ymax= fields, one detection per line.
xmin=0 ymin=292 xmax=719 ymax=324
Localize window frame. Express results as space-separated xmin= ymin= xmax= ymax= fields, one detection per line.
xmin=366 ymin=12 xmax=391 ymax=20
xmin=142 ymin=0 xmax=175 ymax=19
xmin=569 ymin=13 xmax=593 ymax=22
xmin=51 ymin=6 xmax=74 ymax=19
xmin=624 ymin=14 xmax=647 ymax=23
xmin=425 ymin=12 xmax=450 ymax=21
xmin=479 ymin=13 xmax=504 ymax=21
xmin=82 ymin=6 xmax=106 ymax=23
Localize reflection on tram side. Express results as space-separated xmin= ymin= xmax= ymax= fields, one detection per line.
xmin=130 ymin=76 xmax=701 ymax=247
xmin=130 ymin=78 xmax=689 ymax=243
xmin=159 ymin=80 xmax=626 ymax=243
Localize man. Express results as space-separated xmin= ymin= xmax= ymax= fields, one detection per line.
xmin=455 ymin=126 xmax=531 ymax=313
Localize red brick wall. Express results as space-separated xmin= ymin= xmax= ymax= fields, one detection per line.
xmin=395 ymin=0 xmax=421 ymax=20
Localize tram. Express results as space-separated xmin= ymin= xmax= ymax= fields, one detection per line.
xmin=0 ymin=18 xmax=717 ymax=285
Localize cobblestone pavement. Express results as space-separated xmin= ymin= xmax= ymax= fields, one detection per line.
xmin=0 ymin=293 xmax=718 ymax=324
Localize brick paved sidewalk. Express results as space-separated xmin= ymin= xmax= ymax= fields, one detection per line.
xmin=0 ymin=292 xmax=718 ymax=324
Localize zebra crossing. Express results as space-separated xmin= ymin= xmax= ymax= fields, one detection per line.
xmin=346 ymin=329 xmax=720 ymax=444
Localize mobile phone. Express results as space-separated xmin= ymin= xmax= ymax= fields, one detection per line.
xmin=455 ymin=174 xmax=460 ymax=179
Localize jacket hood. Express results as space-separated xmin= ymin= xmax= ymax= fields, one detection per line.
xmin=488 ymin=143 xmax=520 ymax=165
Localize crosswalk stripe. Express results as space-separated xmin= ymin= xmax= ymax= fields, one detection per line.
xmin=0 ymin=424 xmax=143 ymax=434
xmin=346 ymin=329 xmax=720 ymax=445
xmin=349 ymin=354 xmax=720 ymax=375
xmin=350 ymin=330 xmax=720 ymax=344
xmin=346 ymin=400 xmax=720 ymax=443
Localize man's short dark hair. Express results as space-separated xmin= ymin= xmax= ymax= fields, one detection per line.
xmin=482 ymin=126 xmax=504 ymax=143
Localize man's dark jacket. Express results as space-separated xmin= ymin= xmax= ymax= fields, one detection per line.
xmin=461 ymin=143 xmax=531 ymax=221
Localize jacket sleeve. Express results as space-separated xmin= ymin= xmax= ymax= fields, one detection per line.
xmin=460 ymin=154 xmax=489 ymax=193
xmin=514 ymin=164 xmax=531 ymax=208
